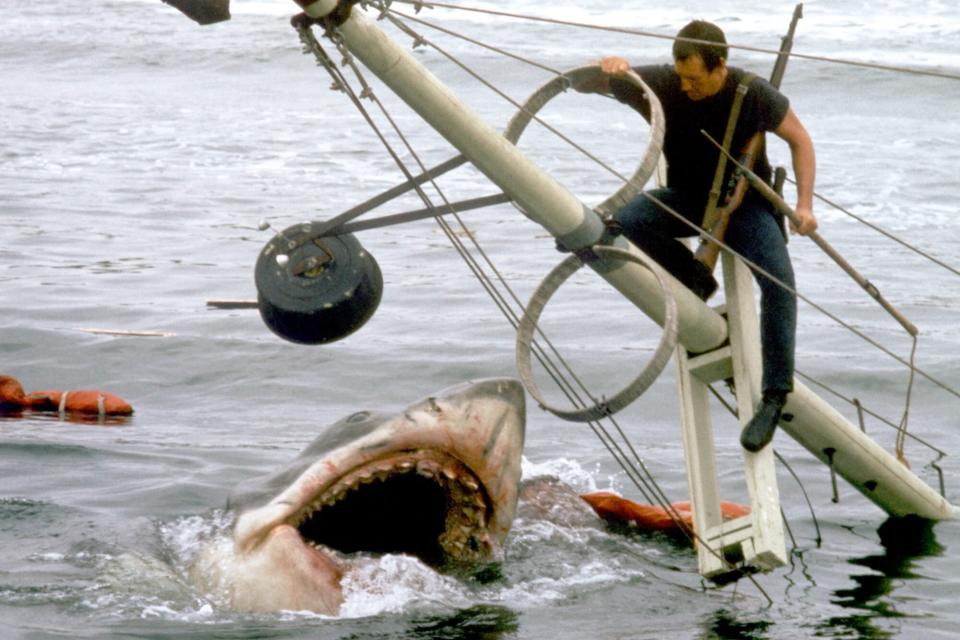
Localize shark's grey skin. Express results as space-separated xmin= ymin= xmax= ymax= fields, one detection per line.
xmin=161 ymin=0 xmax=231 ymax=24
xmin=191 ymin=378 xmax=525 ymax=614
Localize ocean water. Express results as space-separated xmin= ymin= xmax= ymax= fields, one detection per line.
xmin=2 ymin=0 xmax=959 ymax=638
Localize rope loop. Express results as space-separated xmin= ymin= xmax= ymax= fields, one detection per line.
xmin=516 ymin=245 xmax=678 ymax=422
xmin=503 ymin=64 xmax=665 ymax=218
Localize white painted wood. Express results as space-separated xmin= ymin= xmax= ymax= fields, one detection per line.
xmin=676 ymin=346 xmax=726 ymax=576
xmin=298 ymin=3 xmax=957 ymax=551
xmin=673 ymin=255 xmax=787 ymax=580
xmin=299 ymin=1 xmax=729 ymax=352
xmin=722 ymin=254 xmax=787 ymax=570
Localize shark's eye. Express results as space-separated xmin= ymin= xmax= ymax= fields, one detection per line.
xmin=346 ymin=411 xmax=371 ymax=424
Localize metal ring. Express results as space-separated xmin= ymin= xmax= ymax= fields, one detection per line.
xmin=503 ymin=64 xmax=665 ymax=218
xmin=515 ymin=246 xmax=678 ymax=422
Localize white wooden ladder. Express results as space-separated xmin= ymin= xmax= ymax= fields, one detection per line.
xmin=675 ymin=252 xmax=787 ymax=581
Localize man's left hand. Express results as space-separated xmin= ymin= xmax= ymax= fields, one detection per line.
xmin=790 ymin=205 xmax=818 ymax=235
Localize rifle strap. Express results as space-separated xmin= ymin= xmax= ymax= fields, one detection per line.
xmin=701 ymin=72 xmax=756 ymax=228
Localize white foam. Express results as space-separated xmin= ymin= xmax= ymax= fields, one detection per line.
xmin=338 ymin=554 xmax=470 ymax=617
xmin=521 ymin=455 xmax=604 ymax=493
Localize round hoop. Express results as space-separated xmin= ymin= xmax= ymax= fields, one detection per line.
xmin=503 ymin=64 xmax=665 ymax=218
xmin=515 ymin=246 xmax=678 ymax=423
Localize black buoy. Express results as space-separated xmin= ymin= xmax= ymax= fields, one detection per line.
xmin=254 ymin=222 xmax=383 ymax=345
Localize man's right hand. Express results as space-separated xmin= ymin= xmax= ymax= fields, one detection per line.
xmin=600 ymin=56 xmax=631 ymax=76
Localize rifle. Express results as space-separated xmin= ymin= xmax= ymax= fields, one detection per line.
xmin=694 ymin=3 xmax=804 ymax=271
xmin=702 ymin=131 xmax=918 ymax=338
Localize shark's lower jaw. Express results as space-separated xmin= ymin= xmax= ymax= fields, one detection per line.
xmin=289 ymin=450 xmax=495 ymax=567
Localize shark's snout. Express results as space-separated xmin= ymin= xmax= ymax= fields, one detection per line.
xmin=194 ymin=379 xmax=525 ymax=614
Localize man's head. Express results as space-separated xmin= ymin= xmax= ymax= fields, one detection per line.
xmin=672 ymin=20 xmax=729 ymax=101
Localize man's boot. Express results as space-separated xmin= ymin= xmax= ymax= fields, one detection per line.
xmin=740 ymin=390 xmax=787 ymax=452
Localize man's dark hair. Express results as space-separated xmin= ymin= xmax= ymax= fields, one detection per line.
xmin=672 ymin=20 xmax=728 ymax=71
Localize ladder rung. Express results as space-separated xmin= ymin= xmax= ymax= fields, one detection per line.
xmin=685 ymin=346 xmax=733 ymax=382
xmin=702 ymin=514 xmax=753 ymax=545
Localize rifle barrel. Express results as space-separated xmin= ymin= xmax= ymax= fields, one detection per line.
xmin=769 ymin=4 xmax=804 ymax=88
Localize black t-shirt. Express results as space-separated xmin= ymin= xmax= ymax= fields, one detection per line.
xmin=611 ymin=64 xmax=789 ymax=209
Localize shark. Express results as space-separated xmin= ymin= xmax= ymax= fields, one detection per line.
xmin=190 ymin=378 xmax=526 ymax=615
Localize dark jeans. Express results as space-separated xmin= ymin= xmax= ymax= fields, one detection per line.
xmin=613 ymin=187 xmax=796 ymax=393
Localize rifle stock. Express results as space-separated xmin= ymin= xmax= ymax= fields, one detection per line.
xmin=694 ymin=3 xmax=802 ymax=272
xmin=694 ymin=133 xmax=762 ymax=269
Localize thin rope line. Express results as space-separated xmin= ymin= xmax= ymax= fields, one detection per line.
xmin=792 ymin=179 xmax=960 ymax=279
xmin=379 ymin=2 xmax=960 ymax=404
xmin=795 ymin=369 xmax=945 ymax=455
xmin=301 ymin=21 xmax=688 ymax=525
xmin=386 ymin=9 xmax=637 ymax=187
xmin=389 ymin=0 xmax=960 ymax=82
xmin=896 ymin=336 xmax=919 ymax=464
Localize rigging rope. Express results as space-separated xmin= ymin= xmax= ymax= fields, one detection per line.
xmin=383 ymin=0 xmax=960 ymax=413
xmin=291 ymin=1 xmax=954 ymax=569
xmin=794 ymin=178 xmax=960 ymax=279
xmin=294 ymin=19 xmax=695 ymax=535
xmin=388 ymin=0 xmax=960 ymax=82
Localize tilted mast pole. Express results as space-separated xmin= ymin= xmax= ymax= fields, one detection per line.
xmin=293 ymin=0 xmax=728 ymax=355
xmin=291 ymin=0 xmax=956 ymax=524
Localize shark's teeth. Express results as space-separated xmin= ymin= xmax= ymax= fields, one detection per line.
xmin=290 ymin=451 xmax=492 ymax=563
xmin=416 ymin=459 xmax=440 ymax=478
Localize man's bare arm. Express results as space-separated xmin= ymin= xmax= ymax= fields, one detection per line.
xmin=774 ymin=107 xmax=818 ymax=235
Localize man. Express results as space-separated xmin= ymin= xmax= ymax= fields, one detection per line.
xmin=581 ymin=20 xmax=817 ymax=452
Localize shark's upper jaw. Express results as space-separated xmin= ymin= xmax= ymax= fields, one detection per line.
xmin=196 ymin=379 xmax=524 ymax=615
xmin=288 ymin=448 xmax=494 ymax=566
xmin=232 ymin=379 xmax=525 ymax=571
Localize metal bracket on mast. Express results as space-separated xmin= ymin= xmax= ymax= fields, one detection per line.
xmin=289 ymin=2 xmax=956 ymax=585
xmin=675 ymin=253 xmax=786 ymax=580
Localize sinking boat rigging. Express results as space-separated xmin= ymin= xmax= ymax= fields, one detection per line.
xmin=172 ymin=0 xmax=960 ymax=588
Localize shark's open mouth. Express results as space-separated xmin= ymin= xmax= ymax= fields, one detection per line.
xmin=288 ymin=450 xmax=493 ymax=566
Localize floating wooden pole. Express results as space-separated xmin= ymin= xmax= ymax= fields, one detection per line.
xmin=75 ymin=328 xmax=175 ymax=337
xmin=206 ymin=299 xmax=259 ymax=309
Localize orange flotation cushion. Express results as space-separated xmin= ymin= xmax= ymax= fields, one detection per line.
xmin=0 ymin=375 xmax=27 ymax=410
xmin=1 ymin=374 xmax=133 ymax=416
xmin=26 ymin=390 xmax=134 ymax=416
xmin=581 ymin=491 xmax=750 ymax=534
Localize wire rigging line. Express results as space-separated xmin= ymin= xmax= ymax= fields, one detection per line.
xmin=389 ymin=0 xmax=960 ymax=82
xmin=390 ymin=7 xmax=565 ymax=76
xmin=385 ymin=9 xmax=639 ymax=192
xmin=380 ymin=1 xmax=960 ymax=406
xmin=795 ymin=370 xmax=946 ymax=456
xmin=794 ymin=179 xmax=960 ymax=279
xmin=296 ymin=19 xmax=694 ymax=533
xmin=295 ymin=5 xmax=953 ymax=588
xmin=310 ymin=1 xmax=958 ymax=478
